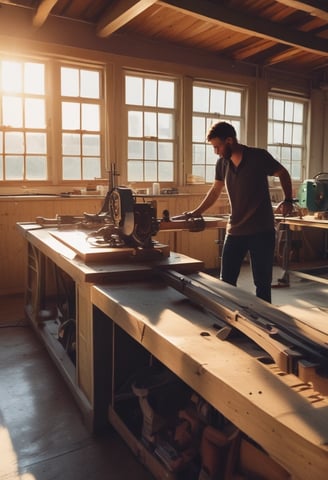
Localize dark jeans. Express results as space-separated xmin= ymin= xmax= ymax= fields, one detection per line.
xmin=220 ymin=230 xmax=276 ymax=303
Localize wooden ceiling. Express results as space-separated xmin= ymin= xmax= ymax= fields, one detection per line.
xmin=2 ymin=0 xmax=328 ymax=77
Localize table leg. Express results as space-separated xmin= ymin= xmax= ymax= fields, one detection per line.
xmin=277 ymin=223 xmax=290 ymax=286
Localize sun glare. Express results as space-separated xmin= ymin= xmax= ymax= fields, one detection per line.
xmin=0 ymin=425 xmax=36 ymax=479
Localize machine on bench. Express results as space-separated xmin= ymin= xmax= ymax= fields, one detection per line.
xmin=84 ymin=186 xmax=207 ymax=249
xmin=298 ymin=172 xmax=328 ymax=217
xmin=36 ymin=161 xmax=219 ymax=252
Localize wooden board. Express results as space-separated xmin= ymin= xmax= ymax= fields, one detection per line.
xmin=17 ymin=225 xmax=203 ymax=285
xmin=281 ymin=215 xmax=328 ymax=229
xmin=50 ymin=230 xmax=170 ymax=262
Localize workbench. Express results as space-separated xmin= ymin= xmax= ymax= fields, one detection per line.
xmin=278 ymin=215 xmax=328 ymax=285
xmin=17 ymin=223 xmax=328 ymax=480
xmin=17 ymin=223 xmax=203 ymax=430
xmin=91 ymin=278 xmax=328 ymax=480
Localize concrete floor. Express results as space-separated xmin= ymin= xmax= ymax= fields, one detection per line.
xmin=0 ymin=295 xmax=154 ymax=480
xmin=0 ymin=266 xmax=327 ymax=480
xmin=243 ymin=264 xmax=328 ymax=308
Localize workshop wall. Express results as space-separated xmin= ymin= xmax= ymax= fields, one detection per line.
xmin=0 ymin=194 xmax=230 ymax=296
xmin=0 ymin=5 xmax=327 ymax=296
xmin=0 ymin=197 xmax=102 ymax=296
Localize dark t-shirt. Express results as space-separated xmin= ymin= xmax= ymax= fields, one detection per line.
xmin=215 ymin=145 xmax=282 ymax=235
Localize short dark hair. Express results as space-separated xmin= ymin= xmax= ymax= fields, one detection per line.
xmin=207 ymin=121 xmax=237 ymax=141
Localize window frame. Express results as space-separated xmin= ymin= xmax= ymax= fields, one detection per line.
xmin=0 ymin=53 xmax=107 ymax=188
xmin=0 ymin=56 xmax=50 ymax=183
xmin=59 ymin=62 xmax=106 ymax=183
xmin=123 ymin=70 xmax=179 ymax=185
xmin=191 ymin=80 xmax=246 ymax=184
xmin=267 ymin=92 xmax=309 ymax=182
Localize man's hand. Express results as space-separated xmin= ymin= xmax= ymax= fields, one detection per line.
xmin=171 ymin=211 xmax=200 ymax=221
xmin=275 ymin=200 xmax=294 ymax=217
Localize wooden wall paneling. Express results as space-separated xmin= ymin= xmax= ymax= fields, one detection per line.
xmin=1 ymin=199 xmax=56 ymax=296
xmin=174 ymin=195 xmax=228 ymax=269
xmin=0 ymin=198 xmax=103 ymax=296
xmin=177 ymin=229 xmax=220 ymax=270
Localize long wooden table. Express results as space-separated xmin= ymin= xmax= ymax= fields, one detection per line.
xmin=92 ymin=277 xmax=328 ymax=480
xmin=278 ymin=215 xmax=328 ymax=285
xmin=17 ymin=222 xmax=328 ymax=480
xmin=17 ymin=223 xmax=203 ymax=430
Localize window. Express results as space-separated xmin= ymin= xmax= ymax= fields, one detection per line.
xmin=0 ymin=55 xmax=105 ymax=185
xmin=268 ymin=95 xmax=307 ymax=181
xmin=61 ymin=66 xmax=103 ymax=181
xmin=125 ymin=74 xmax=176 ymax=182
xmin=0 ymin=59 xmax=47 ymax=180
xmin=192 ymin=83 xmax=243 ymax=182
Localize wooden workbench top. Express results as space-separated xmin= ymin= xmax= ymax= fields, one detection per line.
xmin=92 ymin=278 xmax=328 ymax=480
xmin=279 ymin=215 xmax=328 ymax=228
xmin=16 ymin=223 xmax=203 ymax=283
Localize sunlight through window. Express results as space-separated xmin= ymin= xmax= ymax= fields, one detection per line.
xmin=61 ymin=66 xmax=102 ymax=181
xmin=192 ymin=83 xmax=244 ymax=183
xmin=125 ymin=73 xmax=176 ymax=182
xmin=0 ymin=59 xmax=47 ymax=181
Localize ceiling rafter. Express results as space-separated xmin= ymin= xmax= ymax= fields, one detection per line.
xmin=275 ymin=0 xmax=328 ymax=22
xmin=265 ymin=47 xmax=308 ymax=66
xmin=0 ymin=0 xmax=327 ymax=75
xmin=158 ymin=0 xmax=328 ymax=57
xmin=265 ymin=47 xmax=326 ymax=70
xmin=33 ymin=0 xmax=58 ymax=28
xmin=232 ymin=39 xmax=277 ymax=61
xmin=97 ymin=0 xmax=158 ymax=37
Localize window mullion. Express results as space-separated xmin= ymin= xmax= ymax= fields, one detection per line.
xmin=48 ymin=60 xmax=61 ymax=184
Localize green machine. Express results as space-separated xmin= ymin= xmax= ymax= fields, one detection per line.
xmin=298 ymin=173 xmax=328 ymax=212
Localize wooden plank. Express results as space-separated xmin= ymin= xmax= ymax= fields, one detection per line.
xmin=52 ymin=229 xmax=171 ymax=261
xmin=282 ymin=215 xmax=328 ymax=229
xmin=17 ymin=225 xmax=203 ymax=284
xmin=92 ymin=280 xmax=328 ymax=480
xmin=50 ymin=230 xmax=138 ymax=262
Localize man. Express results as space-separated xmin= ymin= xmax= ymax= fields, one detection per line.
xmin=187 ymin=121 xmax=293 ymax=303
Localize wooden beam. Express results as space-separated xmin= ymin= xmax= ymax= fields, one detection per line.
xmin=97 ymin=0 xmax=158 ymax=38
xmin=233 ymin=39 xmax=277 ymax=61
xmin=265 ymin=47 xmax=326 ymax=69
xmin=33 ymin=0 xmax=58 ymax=28
xmin=158 ymin=0 xmax=328 ymax=57
xmin=264 ymin=47 xmax=304 ymax=66
xmin=275 ymin=0 xmax=328 ymax=22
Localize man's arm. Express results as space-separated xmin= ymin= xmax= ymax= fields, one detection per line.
xmin=275 ymin=166 xmax=293 ymax=199
xmin=274 ymin=166 xmax=294 ymax=216
xmin=189 ymin=179 xmax=225 ymax=217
